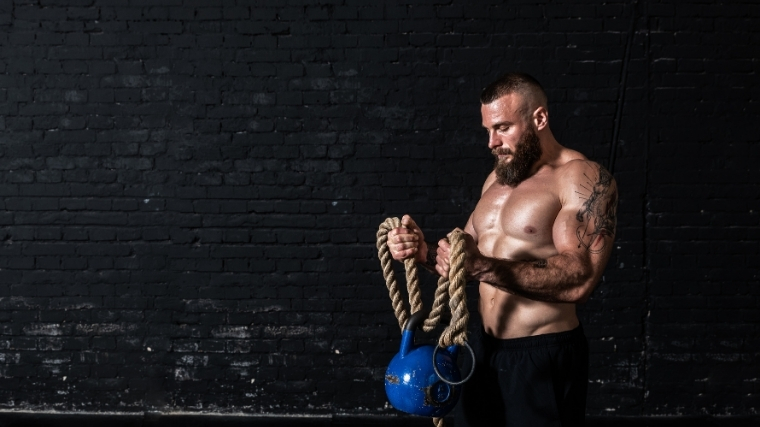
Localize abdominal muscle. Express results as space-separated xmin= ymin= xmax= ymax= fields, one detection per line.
xmin=473 ymin=232 xmax=580 ymax=339
xmin=478 ymin=283 xmax=579 ymax=339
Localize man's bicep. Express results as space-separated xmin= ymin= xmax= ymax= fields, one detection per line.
xmin=552 ymin=208 xmax=594 ymax=258
xmin=552 ymin=207 xmax=611 ymax=302
xmin=552 ymin=162 xmax=618 ymax=288
xmin=558 ymin=161 xmax=618 ymax=256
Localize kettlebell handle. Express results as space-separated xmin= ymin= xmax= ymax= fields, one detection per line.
xmin=404 ymin=309 xmax=430 ymax=331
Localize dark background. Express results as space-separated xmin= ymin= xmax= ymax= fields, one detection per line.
xmin=0 ymin=0 xmax=757 ymax=420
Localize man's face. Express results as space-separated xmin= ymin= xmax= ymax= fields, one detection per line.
xmin=492 ymin=124 xmax=542 ymax=187
xmin=481 ymin=94 xmax=543 ymax=187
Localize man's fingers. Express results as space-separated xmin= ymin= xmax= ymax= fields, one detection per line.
xmin=389 ymin=228 xmax=406 ymax=241
xmin=436 ymin=253 xmax=449 ymax=267
xmin=395 ymin=247 xmax=415 ymax=257
xmin=392 ymin=247 xmax=418 ymax=262
xmin=394 ymin=241 xmax=418 ymax=251
xmin=393 ymin=232 xmax=418 ymax=242
xmin=399 ymin=215 xmax=426 ymax=242
xmin=389 ymin=229 xmax=419 ymax=257
xmin=437 ymin=241 xmax=450 ymax=257
xmin=435 ymin=263 xmax=449 ymax=277
xmin=401 ymin=214 xmax=417 ymax=230
xmin=437 ymin=237 xmax=450 ymax=250
xmin=391 ymin=227 xmax=416 ymax=237
xmin=389 ymin=236 xmax=419 ymax=261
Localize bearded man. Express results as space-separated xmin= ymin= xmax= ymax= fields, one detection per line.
xmin=388 ymin=73 xmax=618 ymax=426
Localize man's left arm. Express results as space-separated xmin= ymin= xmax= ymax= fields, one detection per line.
xmin=466 ymin=161 xmax=618 ymax=303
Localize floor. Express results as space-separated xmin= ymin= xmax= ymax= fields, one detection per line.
xmin=0 ymin=412 xmax=758 ymax=426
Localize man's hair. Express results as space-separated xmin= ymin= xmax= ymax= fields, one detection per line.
xmin=480 ymin=73 xmax=548 ymax=121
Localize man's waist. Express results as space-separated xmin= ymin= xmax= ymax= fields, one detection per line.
xmin=479 ymin=286 xmax=578 ymax=339
xmin=479 ymin=322 xmax=586 ymax=350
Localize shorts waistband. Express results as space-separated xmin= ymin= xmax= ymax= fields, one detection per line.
xmin=480 ymin=324 xmax=585 ymax=350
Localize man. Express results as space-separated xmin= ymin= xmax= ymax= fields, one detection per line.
xmin=388 ymin=73 xmax=617 ymax=426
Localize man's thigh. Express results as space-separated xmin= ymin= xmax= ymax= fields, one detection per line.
xmin=455 ymin=326 xmax=588 ymax=426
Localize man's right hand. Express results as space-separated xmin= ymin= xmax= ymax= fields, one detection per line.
xmin=388 ymin=215 xmax=427 ymax=263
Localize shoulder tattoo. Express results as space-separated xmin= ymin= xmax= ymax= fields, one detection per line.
xmin=574 ymin=163 xmax=618 ymax=253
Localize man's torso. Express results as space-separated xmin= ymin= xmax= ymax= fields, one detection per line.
xmin=469 ymin=150 xmax=585 ymax=339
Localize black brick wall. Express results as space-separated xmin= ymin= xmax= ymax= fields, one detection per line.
xmin=0 ymin=0 xmax=757 ymax=418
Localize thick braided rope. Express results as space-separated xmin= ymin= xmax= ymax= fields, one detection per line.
xmin=376 ymin=217 xmax=410 ymax=330
xmin=377 ymin=217 xmax=451 ymax=332
xmin=376 ymin=218 xmax=468 ymax=341
xmin=405 ymin=256 xmax=423 ymax=316
xmin=422 ymin=274 xmax=449 ymax=332
xmin=438 ymin=230 xmax=469 ymax=347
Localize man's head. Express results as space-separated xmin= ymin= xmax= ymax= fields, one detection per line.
xmin=480 ymin=73 xmax=548 ymax=122
xmin=480 ymin=73 xmax=549 ymax=187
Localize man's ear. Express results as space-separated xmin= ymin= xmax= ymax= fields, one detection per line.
xmin=533 ymin=106 xmax=549 ymax=131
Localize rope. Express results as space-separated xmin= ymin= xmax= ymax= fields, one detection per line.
xmin=377 ymin=217 xmax=411 ymax=330
xmin=376 ymin=218 xmax=470 ymax=427
xmin=438 ymin=229 xmax=469 ymax=348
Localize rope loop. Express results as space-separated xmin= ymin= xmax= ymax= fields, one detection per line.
xmin=376 ymin=218 xmax=469 ymax=353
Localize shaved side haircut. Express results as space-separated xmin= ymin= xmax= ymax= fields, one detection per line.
xmin=480 ymin=73 xmax=548 ymax=121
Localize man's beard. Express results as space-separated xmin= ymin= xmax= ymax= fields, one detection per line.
xmin=492 ymin=126 xmax=542 ymax=187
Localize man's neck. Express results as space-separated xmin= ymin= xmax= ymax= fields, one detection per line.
xmin=531 ymin=132 xmax=563 ymax=174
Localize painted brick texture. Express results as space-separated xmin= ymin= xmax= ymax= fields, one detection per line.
xmin=0 ymin=0 xmax=757 ymax=418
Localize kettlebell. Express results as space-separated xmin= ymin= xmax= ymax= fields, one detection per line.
xmin=384 ymin=310 xmax=467 ymax=418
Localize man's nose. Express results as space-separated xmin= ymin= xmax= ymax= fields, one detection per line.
xmin=487 ymin=130 xmax=501 ymax=149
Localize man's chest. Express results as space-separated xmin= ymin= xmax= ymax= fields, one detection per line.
xmin=471 ymin=182 xmax=562 ymax=257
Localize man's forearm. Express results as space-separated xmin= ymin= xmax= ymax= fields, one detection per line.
xmin=471 ymin=253 xmax=591 ymax=303
xmin=417 ymin=241 xmax=440 ymax=275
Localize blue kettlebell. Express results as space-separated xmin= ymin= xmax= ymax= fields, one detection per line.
xmin=384 ymin=311 xmax=473 ymax=418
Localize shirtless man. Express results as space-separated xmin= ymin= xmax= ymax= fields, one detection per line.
xmin=388 ymin=73 xmax=617 ymax=426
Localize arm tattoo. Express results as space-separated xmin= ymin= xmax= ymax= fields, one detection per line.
xmin=575 ymin=163 xmax=617 ymax=253
xmin=533 ymin=259 xmax=547 ymax=268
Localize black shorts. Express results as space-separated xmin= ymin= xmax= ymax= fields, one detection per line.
xmin=454 ymin=322 xmax=589 ymax=427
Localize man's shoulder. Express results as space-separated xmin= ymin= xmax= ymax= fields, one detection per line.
xmin=481 ymin=171 xmax=498 ymax=195
xmin=556 ymin=158 xmax=616 ymax=205
xmin=557 ymin=158 xmax=608 ymax=182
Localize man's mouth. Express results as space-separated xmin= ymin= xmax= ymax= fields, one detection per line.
xmin=493 ymin=150 xmax=512 ymax=160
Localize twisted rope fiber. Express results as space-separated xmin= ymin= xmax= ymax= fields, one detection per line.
xmin=377 ymin=217 xmax=431 ymax=330
xmin=377 ymin=217 xmax=410 ymax=330
xmin=438 ymin=229 xmax=469 ymax=347
xmin=425 ymin=272 xmax=449 ymax=332
xmin=377 ymin=218 xmax=470 ymax=427
xmin=433 ymin=231 xmax=468 ymax=427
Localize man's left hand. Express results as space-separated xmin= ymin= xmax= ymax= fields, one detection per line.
xmin=436 ymin=229 xmax=481 ymax=279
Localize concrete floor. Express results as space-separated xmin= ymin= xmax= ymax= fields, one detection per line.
xmin=0 ymin=412 xmax=758 ymax=426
